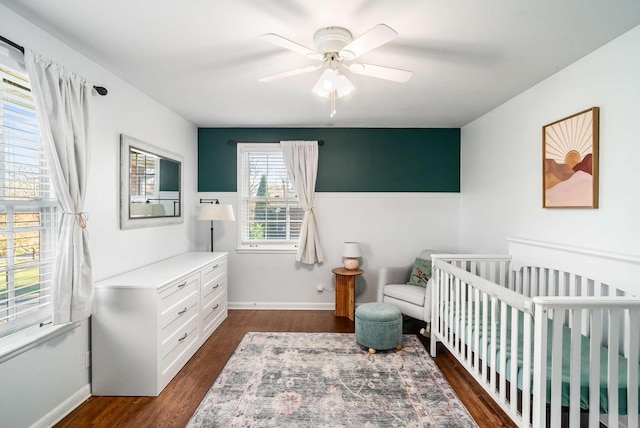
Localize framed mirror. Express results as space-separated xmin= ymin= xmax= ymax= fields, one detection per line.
xmin=120 ymin=134 xmax=183 ymax=229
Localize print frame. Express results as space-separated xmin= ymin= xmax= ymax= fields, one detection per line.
xmin=542 ymin=107 xmax=599 ymax=208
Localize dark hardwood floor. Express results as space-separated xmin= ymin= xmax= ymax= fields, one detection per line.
xmin=56 ymin=310 xmax=516 ymax=427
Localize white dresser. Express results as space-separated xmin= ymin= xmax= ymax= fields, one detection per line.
xmin=91 ymin=252 xmax=228 ymax=396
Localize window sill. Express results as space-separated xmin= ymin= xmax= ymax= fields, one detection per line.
xmin=236 ymin=247 xmax=298 ymax=254
xmin=0 ymin=322 xmax=80 ymax=364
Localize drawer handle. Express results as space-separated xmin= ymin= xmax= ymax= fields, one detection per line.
xmin=212 ymin=304 xmax=219 ymax=311
xmin=177 ymin=281 xmax=187 ymax=288
xmin=213 ymin=283 xmax=220 ymax=289
xmin=210 ymin=264 xmax=219 ymax=270
xmin=178 ymin=333 xmax=188 ymax=342
xmin=178 ymin=307 xmax=187 ymax=316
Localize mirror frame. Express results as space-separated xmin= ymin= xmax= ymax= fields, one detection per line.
xmin=120 ymin=134 xmax=184 ymax=229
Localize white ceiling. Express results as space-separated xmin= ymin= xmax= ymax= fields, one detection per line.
xmin=2 ymin=0 xmax=640 ymax=128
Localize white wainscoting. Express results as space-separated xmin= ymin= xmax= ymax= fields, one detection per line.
xmin=197 ymin=192 xmax=461 ymax=309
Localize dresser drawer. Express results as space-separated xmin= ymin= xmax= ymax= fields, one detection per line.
xmin=202 ymin=273 xmax=226 ymax=306
xmin=202 ymin=259 xmax=226 ymax=287
xmin=160 ymin=291 xmax=199 ymax=343
xmin=159 ymin=272 xmax=199 ymax=317
xmin=160 ymin=315 xmax=200 ymax=388
xmin=202 ymin=291 xmax=227 ymax=339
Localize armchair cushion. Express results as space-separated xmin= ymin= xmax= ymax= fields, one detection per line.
xmin=377 ymin=250 xmax=439 ymax=324
xmin=407 ymin=257 xmax=432 ymax=288
xmin=383 ymin=283 xmax=426 ymax=306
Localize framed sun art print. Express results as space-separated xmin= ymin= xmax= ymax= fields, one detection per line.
xmin=542 ymin=107 xmax=599 ymax=208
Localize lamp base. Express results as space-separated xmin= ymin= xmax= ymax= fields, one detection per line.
xmin=343 ymin=258 xmax=359 ymax=270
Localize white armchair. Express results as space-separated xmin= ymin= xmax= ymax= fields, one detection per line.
xmin=376 ymin=250 xmax=437 ymax=325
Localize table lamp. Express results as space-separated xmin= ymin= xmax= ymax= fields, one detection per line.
xmin=198 ymin=199 xmax=235 ymax=252
xmin=342 ymin=241 xmax=362 ymax=270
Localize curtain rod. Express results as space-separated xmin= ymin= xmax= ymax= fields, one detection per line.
xmin=228 ymin=140 xmax=324 ymax=146
xmin=0 ymin=34 xmax=108 ymax=96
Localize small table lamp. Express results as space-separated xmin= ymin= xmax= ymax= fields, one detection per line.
xmin=342 ymin=241 xmax=362 ymax=270
xmin=198 ymin=199 xmax=235 ymax=252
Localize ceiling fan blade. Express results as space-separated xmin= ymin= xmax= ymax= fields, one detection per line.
xmin=259 ymin=33 xmax=323 ymax=60
xmin=258 ymin=64 xmax=322 ymax=83
xmin=339 ymin=24 xmax=398 ymax=60
xmin=346 ymin=63 xmax=413 ymax=83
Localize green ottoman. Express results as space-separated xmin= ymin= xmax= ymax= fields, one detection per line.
xmin=355 ymin=303 xmax=403 ymax=354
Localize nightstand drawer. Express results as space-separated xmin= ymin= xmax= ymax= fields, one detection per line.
xmin=159 ymin=272 xmax=199 ymax=316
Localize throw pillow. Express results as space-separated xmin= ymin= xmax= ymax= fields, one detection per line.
xmin=407 ymin=257 xmax=432 ymax=288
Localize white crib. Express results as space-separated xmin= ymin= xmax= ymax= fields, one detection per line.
xmin=429 ymin=238 xmax=640 ymax=428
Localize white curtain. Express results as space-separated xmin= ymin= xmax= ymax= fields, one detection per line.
xmin=280 ymin=140 xmax=324 ymax=264
xmin=25 ymin=50 xmax=94 ymax=324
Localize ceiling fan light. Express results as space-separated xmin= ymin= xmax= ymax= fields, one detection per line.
xmin=334 ymin=74 xmax=355 ymax=97
xmin=312 ymin=69 xmax=337 ymax=98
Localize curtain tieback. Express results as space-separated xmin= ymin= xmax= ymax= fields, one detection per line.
xmin=65 ymin=211 xmax=88 ymax=229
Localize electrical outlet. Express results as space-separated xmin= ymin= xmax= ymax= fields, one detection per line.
xmin=316 ymin=284 xmax=324 ymax=292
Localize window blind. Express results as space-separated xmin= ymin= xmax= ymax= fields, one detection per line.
xmin=238 ymin=144 xmax=302 ymax=247
xmin=0 ymin=62 xmax=58 ymax=337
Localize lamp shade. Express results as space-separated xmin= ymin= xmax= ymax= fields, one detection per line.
xmin=198 ymin=203 xmax=236 ymax=221
xmin=342 ymin=242 xmax=362 ymax=258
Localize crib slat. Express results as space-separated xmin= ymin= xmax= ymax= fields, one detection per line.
xmin=446 ymin=273 xmax=452 ymax=345
xmin=466 ymin=285 xmax=473 ymax=363
xmin=550 ymin=310 xmax=564 ymax=427
xmin=608 ymin=310 xmax=620 ymax=428
xmin=532 ymin=304 xmax=548 ymax=428
xmin=482 ymin=292 xmax=489 ymax=380
xmin=490 ymin=296 xmax=498 ymax=393
xmin=509 ymin=304 xmax=519 ymax=416
xmin=460 ymin=279 xmax=467 ymax=356
xmin=522 ymin=312 xmax=533 ymax=428
xmin=569 ymin=309 xmax=582 ymax=427
xmin=430 ymin=267 xmax=439 ymax=357
xmin=540 ymin=268 xmax=548 ymax=297
xmin=474 ymin=287 xmax=481 ymax=374
xmin=531 ymin=267 xmax=539 ymax=297
xmin=589 ymin=310 xmax=602 ymax=428
xmin=455 ymin=277 xmax=461 ymax=354
xmin=627 ymin=309 xmax=639 ymax=428
xmin=499 ymin=300 xmax=508 ymax=403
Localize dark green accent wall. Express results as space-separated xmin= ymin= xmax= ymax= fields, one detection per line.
xmin=198 ymin=128 xmax=460 ymax=192
xmin=159 ymin=158 xmax=180 ymax=191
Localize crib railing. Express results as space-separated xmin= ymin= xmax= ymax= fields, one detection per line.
xmin=431 ymin=254 xmax=535 ymax=426
xmin=532 ymin=297 xmax=640 ymax=428
xmin=431 ymin=254 xmax=640 ymax=428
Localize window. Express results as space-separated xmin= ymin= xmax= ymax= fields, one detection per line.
xmin=0 ymin=59 xmax=57 ymax=338
xmin=237 ymin=143 xmax=302 ymax=250
xmin=129 ymin=148 xmax=158 ymax=203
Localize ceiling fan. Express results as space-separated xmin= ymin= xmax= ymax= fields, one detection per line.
xmin=258 ymin=24 xmax=413 ymax=117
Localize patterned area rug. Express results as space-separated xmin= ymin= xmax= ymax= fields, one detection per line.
xmin=187 ymin=332 xmax=477 ymax=427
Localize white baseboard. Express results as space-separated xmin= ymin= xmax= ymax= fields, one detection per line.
xmin=31 ymin=384 xmax=90 ymax=428
xmin=229 ymin=302 xmax=334 ymax=310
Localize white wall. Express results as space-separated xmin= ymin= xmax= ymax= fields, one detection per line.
xmin=197 ymin=192 xmax=460 ymax=307
xmin=0 ymin=5 xmax=197 ymax=428
xmin=460 ymin=25 xmax=640 ymax=257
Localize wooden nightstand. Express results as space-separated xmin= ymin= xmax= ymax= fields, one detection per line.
xmin=332 ymin=267 xmax=363 ymax=321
